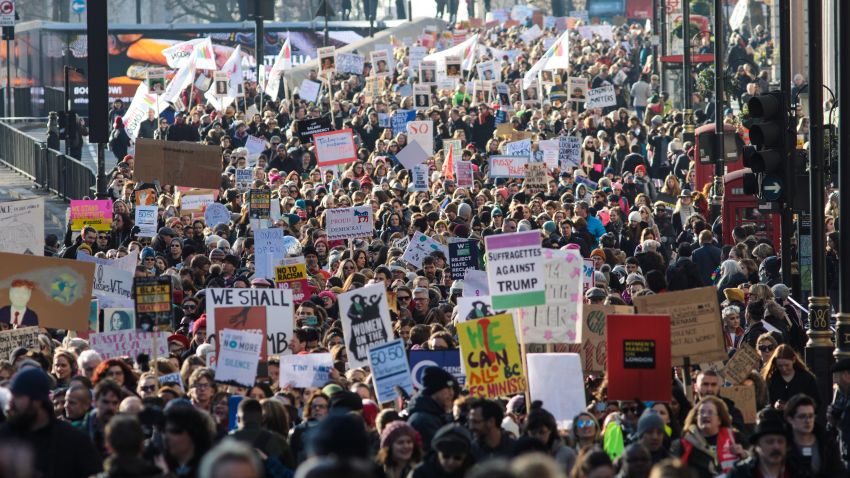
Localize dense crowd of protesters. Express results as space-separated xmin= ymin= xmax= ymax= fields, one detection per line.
xmin=0 ymin=6 xmax=847 ymax=478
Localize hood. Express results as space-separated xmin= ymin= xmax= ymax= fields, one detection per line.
xmin=406 ymin=392 xmax=445 ymax=416
xmin=104 ymin=455 xmax=164 ymax=477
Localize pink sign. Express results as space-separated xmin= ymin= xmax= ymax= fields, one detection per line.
xmin=70 ymin=199 xmax=113 ymax=232
xmin=314 ymin=128 xmax=357 ymax=167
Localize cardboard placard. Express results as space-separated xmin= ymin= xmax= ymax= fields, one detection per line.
xmin=606 ymin=314 xmax=672 ymax=402
xmin=0 ymin=252 xmax=95 ymax=331
xmin=721 ymin=343 xmax=761 ymax=385
xmin=338 ymin=282 xmax=394 ymax=369
xmin=458 ymin=313 xmax=526 ymax=398
xmin=135 ymin=139 xmax=221 ymax=189
xmin=633 ymin=286 xmax=726 ymax=365
xmin=0 ymin=198 xmax=44 ymax=255
xmin=525 ymin=162 xmax=548 ymax=188
xmin=720 ymin=384 xmax=758 ymax=424
xmin=574 ymin=303 xmax=634 ymax=372
xmin=0 ymin=326 xmax=40 ymax=360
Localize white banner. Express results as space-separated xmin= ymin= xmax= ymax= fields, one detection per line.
xmin=325 ymin=206 xmax=374 ymax=241
xmin=278 ymin=353 xmax=334 ymax=388
xmin=216 ymin=329 xmax=263 ymax=387
xmin=89 ymin=330 xmax=169 ymax=360
xmin=586 ymin=84 xmax=617 ymax=109
xmin=134 ymin=205 xmax=158 ymax=238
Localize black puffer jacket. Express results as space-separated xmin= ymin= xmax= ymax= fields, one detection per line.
xmin=406 ymin=393 xmax=450 ymax=452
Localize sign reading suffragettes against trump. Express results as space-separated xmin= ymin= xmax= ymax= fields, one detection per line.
xmin=458 ymin=313 xmax=526 ymax=398
xmin=338 ymin=282 xmax=394 ymax=369
xmin=314 ymin=129 xmax=357 ymax=167
xmin=484 ymin=230 xmax=545 ymax=309
xmin=207 ymin=288 xmax=294 ymax=359
xmin=325 ymin=206 xmax=374 ymax=241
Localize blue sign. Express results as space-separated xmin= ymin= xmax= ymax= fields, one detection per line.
xmin=762 ymin=175 xmax=782 ymax=201
xmin=494 ymin=109 xmax=507 ymax=125
xmin=409 ymin=350 xmax=465 ymax=389
xmin=368 ymin=339 xmax=413 ymax=403
xmin=392 ymin=109 xmax=416 ymax=136
xmin=71 ymin=0 xmax=86 ymax=14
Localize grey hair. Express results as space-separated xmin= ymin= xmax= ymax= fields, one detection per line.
xmin=720 ymin=259 xmax=742 ymax=276
xmin=77 ymin=349 xmax=102 ymax=370
xmin=198 ymin=439 xmax=263 ymax=478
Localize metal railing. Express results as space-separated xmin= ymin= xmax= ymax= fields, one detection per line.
xmin=0 ymin=119 xmax=95 ymax=200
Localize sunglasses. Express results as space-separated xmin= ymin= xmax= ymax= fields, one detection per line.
xmin=621 ymin=406 xmax=639 ymax=414
xmin=183 ymin=304 xmax=197 ymax=310
xmin=397 ymin=295 xmax=411 ymax=301
xmin=576 ymin=419 xmax=595 ymax=428
xmin=140 ymin=385 xmax=156 ymax=392
xmin=758 ymin=344 xmax=775 ymax=352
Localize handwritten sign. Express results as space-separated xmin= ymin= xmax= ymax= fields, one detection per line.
xmin=338 ymin=282 xmax=394 ymax=369
xmin=179 ymin=189 xmax=215 ymax=214
xmin=0 ymin=198 xmax=44 ymax=255
xmin=721 ymin=343 xmax=761 ymax=385
xmin=70 ymin=200 xmax=112 ymax=231
xmin=92 ymin=263 xmax=134 ymax=309
xmin=633 ymin=286 xmax=726 ymax=364
xmin=407 ymin=120 xmax=434 ymax=155
xmin=411 ymin=164 xmax=430 ymax=192
xmin=133 ymin=276 xmax=172 ymax=332
xmin=525 ymin=162 xmax=548 ymax=189
xmin=402 ymin=231 xmax=448 ymax=269
xmin=485 ymin=230 xmax=545 ymax=309
xmin=559 ymin=135 xmax=581 ymax=168
xmin=458 ymin=313 xmax=526 ymax=398
xmin=249 ymin=189 xmax=271 ymax=220
xmin=572 ymin=304 xmax=634 ymax=372
xmin=216 ymin=329 xmax=263 ymax=387
xmin=586 ymin=84 xmax=617 ymax=109
xmin=519 ymin=249 xmax=583 ymax=344
xmin=299 ymin=79 xmax=321 ymax=103
xmin=504 ymin=139 xmax=532 ymax=158
xmin=489 ymin=155 xmax=529 ymax=178
xmin=134 ymin=205 xmax=158 ymax=238
xmin=278 ymin=353 xmax=333 ymax=388
xmin=204 ymin=203 xmax=231 ymax=229
xmin=720 ymin=384 xmax=757 ymax=423
xmin=337 ymin=52 xmax=365 ymax=75
xmin=89 ymin=330 xmax=169 ymax=360
xmin=314 ymin=129 xmax=357 ymax=167
xmin=369 ymin=339 xmax=414 ymax=403
xmin=325 ymin=206 xmax=374 ymax=241
xmin=0 ymin=326 xmax=39 ymax=359
xmin=207 ymin=288 xmax=294 ymax=359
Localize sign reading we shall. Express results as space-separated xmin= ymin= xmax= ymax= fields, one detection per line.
xmin=458 ymin=313 xmax=526 ymax=398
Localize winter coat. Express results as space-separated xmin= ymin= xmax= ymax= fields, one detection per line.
xmin=665 ymin=257 xmax=704 ymax=291
xmin=406 ymin=393 xmax=450 ymax=452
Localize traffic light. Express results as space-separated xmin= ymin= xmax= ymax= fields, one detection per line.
xmin=742 ymin=91 xmax=787 ymax=202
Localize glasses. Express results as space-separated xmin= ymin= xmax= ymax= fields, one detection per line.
xmin=414 ymin=297 xmax=428 ymax=302
xmin=397 ymin=295 xmax=411 ymax=301
xmin=576 ymin=419 xmax=595 ymax=428
xmin=193 ymin=382 xmax=211 ymax=390
xmin=183 ymin=304 xmax=197 ymax=310
xmin=171 ymin=244 xmax=181 ymax=248
xmin=758 ymin=344 xmax=775 ymax=352
xmin=621 ymin=406 xmax=639 ymax=414
xmin=97 ymin=235 xmax=108 ymax=240
xmin=311 ymin=403 xmax=328 ymax=410
xmin=140 ymin=385 xmax=156 ymax=392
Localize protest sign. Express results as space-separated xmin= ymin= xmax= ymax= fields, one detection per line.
xmin=236 ymin=169 xmax=254 ymax=191
xmin=458 ymin=313 xmax=526 ymax=398
xmin=134 ymin=205 xmax=158 ymax=238
xmin=325 ymin=206 xmax=374 ymax=241
xmin=409 ymin=350 xmax=465 ymax=389
xmin=409 ymin=46 xmax=427 ymax=70
xmin=295 ymin=116 xmax=333 ymax=144
xmin=77 ymin=253 xmax=136 ymax=274
xmin=395 ymin=140 xmax=429 ymax=170
xmin=455 ymin=161 xmax=474 ymax=188
xmin=489 ymin=155 xmax=528 ymax=178
xmin=585 ymin=84 xmax=617 ymax=109
xmin=519 ymin=248 xmax=583 ymax=344
xmin=299 ymin=79 xmax=321 ymax=103
xmin=525 ymin=162 xmax=548 ymax=189
xmin=207 ymin=288 xmax=294 ymax=359
xmin=244 ymin=135 xmax=266 ymax=165
xmin=378 ymin=113 xmax=391 ymax=128
xmin=135 ymin=139 xmax=221 ymax=189
xmin=444 ymin=139 xmax=462 ymax=160
xmin=448 ymin=240 xmax=479 ymax=280
xmin=537 ymin=139 xmax=559 ymax=170
xmin=249 ymin=189 xmax=271 ymax=220
xmin=274 ymin=257 xmax=312 ymax=303
xmin=519 ymin=24 xmax=543 ymax=44
xmin=568 ymin=77 xmax=589 ymax=103
xmin=102 ymin=308 xmax=135 ymax=332
xmin=419 ymin=60 xmax=437 ymax=85
xmin=158 ymin=372 xmax=184 ymax=390
xmin=178 ymin=189 xmax=216 ymax=214
xmin=0 ymin=326 xmax=39 ymax=360
xmin=495 ymin=83 xmax=511 ymax=109
xmin=444 ymin=55 xmax=462 ymax=77
xmin=89 ymin=330 xmax=169 ymax=360
xmin=407 ymin=121 xmax=434 ymax=155
xmin=528 ymin=353 xmax=586 ymax=428
xmin=574 ymin=303 xmax=633 ymax=372
xmin=204 ymin=203 xmax=231 ymax=229
xmin=134 ymin=276 xmax=172 ymax=332
xmin=317 ymin=46 xmax=336 ymax=76
xmin=339 ymin=282 xmax=394 ymax=369
xmin=314 ymin=129 xmax=357 ymax=167
xmin=720 ymin=343 xmax=761 ymax=385
xmin=278 ymin=353 xmax=333 ymax=388
xmin=216 ymin=329 xmax=263 ymax=387
xmin=371 ymin=49 xmax=391 ymax=77
xmin=413 ymin=85 xmax=431 ymax=110
xmin=402 ymin=231 xmax=448 ymax=269
xmin=369 ymin=339 xmax=414 ymax=403
xmin=484 ymin=230 xmax=545 ymax=309
xmin=559 ymin=135 xmax=582 ymax=168
xmin=720 ymin=385 xmax=758 ymax=423
xmin=254 ymin=228 xmax=285 ymax=280
xmin=578 ymin=25 xmax=614 ymax=41
xmin=392 ymin=110 xmax=416 ymax=136
xmin=476 ymin=60 xmax=500 ymax=82
xmin=0 ymin=198 xmax=44 ymax=255
xmin=632 ymin=286 xmax=726 ymax=364
xmin=456 ymin=296 xmax=503 ymax=322
xmin=70 ymin=200 xmax=112 ymax=231
xmin=0 ymin=252 xmax=95 ymax=331
xmin=504 ymin=139 xmax=532 ymax=158
xmin=463 ymin=269 xmax=489 ymax=297
xmin=582 ymin=259 xmax=596 ymax=292
xmin=411 ymin=164 xmax=430 ymax=192
xmin=91 ymin=262 xmax=134 ymax=309
xmin=606 ymin=314 xmax=672 ymax=401
xmin=337 ymin=52 xmax=365 ymax=75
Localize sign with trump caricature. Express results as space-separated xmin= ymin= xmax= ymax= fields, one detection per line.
xmin=0 ymin=252 xmax=95 ymax=331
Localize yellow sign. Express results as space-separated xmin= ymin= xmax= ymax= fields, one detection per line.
xmin=274 ymin=262 xmax=307 ymax=283
xmin=457 ymin=313 xmax=526 ymax=398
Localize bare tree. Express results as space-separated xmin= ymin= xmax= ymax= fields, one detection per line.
xmin=163 ymin=0 xmax=242 ymax=23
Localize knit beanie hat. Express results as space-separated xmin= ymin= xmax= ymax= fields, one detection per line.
xmin=11 ymin=367 xmax=51 ymax=405
xmin=380 ymin=421 xmax=417 ymax=449
xmin=636 ymin=410 xmax=665 ymax=437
